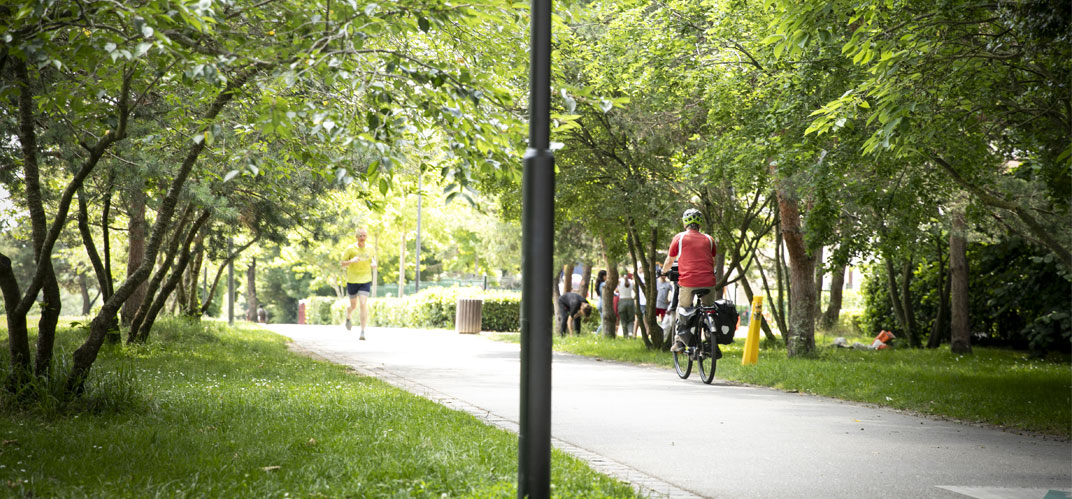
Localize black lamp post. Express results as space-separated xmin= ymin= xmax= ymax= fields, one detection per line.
xmin=518 ymin=0 xmax=553 ymax=496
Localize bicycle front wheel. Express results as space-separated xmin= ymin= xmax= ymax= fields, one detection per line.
xmin=673 ymin=350 xmax=692 ymax=379
xmin=698 ymin=329 xmax=717 ymax=384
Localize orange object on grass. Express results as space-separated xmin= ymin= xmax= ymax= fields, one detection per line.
xmin=872 ymin=330 xmax=896 ymax=350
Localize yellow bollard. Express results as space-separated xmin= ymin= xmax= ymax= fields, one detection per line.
xmin=741 ymin=295 xmax=763 ymax=365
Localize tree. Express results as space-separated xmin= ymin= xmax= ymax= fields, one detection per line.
xmin=1 ymin=0 xmax=529 ymax=395
xmin=820 ymin=265 xmax=846 ymax=329
xmin=948 ymin=206 xmax=972 ymax=354
xmin=776 ymin=0 xmax=1071 ymax=269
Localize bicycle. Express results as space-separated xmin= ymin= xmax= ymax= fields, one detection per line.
xmin=662 ymin=265 xmax=736 ymax=384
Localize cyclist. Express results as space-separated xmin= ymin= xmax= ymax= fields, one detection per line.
xmin=660 ymin=208 xmax=717 ymax=353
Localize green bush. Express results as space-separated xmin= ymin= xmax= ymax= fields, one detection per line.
xmin=481 ymin=291 xmax=523 ymax=332
xmin=303 ymin=297 xmax=344 ymax=325
xmin=368 ymin=287 xmax=521 ymax=332
xmin=859 ymin=237 xmax=1071 ymax=353
xmin=330 ymin=298 xmax=351 ymax=325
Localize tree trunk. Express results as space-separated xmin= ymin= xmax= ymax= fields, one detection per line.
xmin=813 ymin=246 xmax=824 ymax=318
xmin=121 ymin=186 xmax=148 ymax=327
xmin=184 ymin=239 xmax=205 ymax=316
xmin=645 ymin=226 xmax=663 ymax=349
xmin=927 ymin=251 xmax=950 ymax=350
xmin=175 ymin=266 xmax=187 ymax=316
xmin=128 ymin=207 xmax=193 ymax=343
xmin=200 ymin=236 xmax=259 ymax=316
xmin=901 ymin=259 xmax=921 ymax=347
xmin=732 ymin=261 xmax=779 ymax=342
xmin=5 ymin=59 xmax=130 ymax=390
xmin=625 ymin=222 xmax=647 ymax=343
xmin=12 ymin=56 xmax=62 ymax=379
xmin=820 ymin=265 xmax=846 ymax=329
xmin=884 ymin=257 xmax=908 ymax=336
xmin=80 ymin=274 xmax=92 ymax=315
xmin=949 ymin=208 xmax=972 ymax=354
xmin=756 ymin=249 xmax=789 ymax=338
xmin=774 ymin=212 xmax=787 ymax=327
xmin=101 ymin=183 xmax=114 ymax=299
xmin=245 ymin=257 xmax=257 ymax=322
xmin=600 ymin=237 xmax=619 ymax=339
xmin=9 ymin=57 xmax=44 ymax=381
xmin=579 ymin=262 xmax=592 ymax=298
xmin=91 ymin=182 xmax=120 ymax=335
xmin=0 ymin=254 xmax=30 ymax=387
xmin=627 ymin=223 xmax=662 ymax=349
xmin=71 ymin=69 xmax=254 ymax=393
xmin=135 ymin=214 xmax=210 ymax=342
xmin=78 ymin=191 xmax=111 ymax=304
xmin=777 ymin=189 xmax=816 ymax=357
xmin=35 ymin=265 xmax=62 ymax=377
xmin=562 ymin=264 xmax=572 ymax=294
xmin=884 ymin=254 xmax=920 ymax=346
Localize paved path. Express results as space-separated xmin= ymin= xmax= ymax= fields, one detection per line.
xmin=265 ymin=324 xmax=1071 ymax=499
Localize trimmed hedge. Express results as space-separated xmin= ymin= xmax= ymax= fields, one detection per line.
xmin=368 ymin=287 xmax=521 ymax=332
xmin=304 ymin=297 xmax=341 ymax=325
xmin=302 ymin=287 xmax=522 ymax=331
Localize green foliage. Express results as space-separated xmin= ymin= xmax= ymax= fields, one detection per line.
xmin=767 ymin=0 xmax=1071 ymax=267
xmin=480 ymin=292 xmax=524 ymax=333
xmin=858 ymin=238 xmax=1072 ymax=353
xmin=368 ymin=287 xmax=521 ymax=332
xmin=530 ymin=334 xmax=1071 ymax=437
xmin=857 ymin=262 xmax=896 ymax=336
xmin=0 ymin=320 xmax=636 ymax=497
xmin=303 ymin=296 xmax=343 ymax=325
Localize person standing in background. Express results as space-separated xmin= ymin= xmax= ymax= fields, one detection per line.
xmin=594 ymin=270 xmax=607 ymax=335
xmin=616 ymin=271 xmax=635 ymax=337
xmin=655 ymin=271 xmax=673 ymax=321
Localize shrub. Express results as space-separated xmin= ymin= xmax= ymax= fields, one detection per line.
xmin=859 ymin=237 xmax=1071 ymax=353
xmin=330 ymin=299 xmax=351 ymax=325
xmin=481 ymin=291 xmax=522 ymax=332
xmin=303 ymin=297 xmax=343 ymax=325
xmin=820 ymin=309 xmax=863 ymax=337
xmin=368 ymin=287 xmax=521 ymax=332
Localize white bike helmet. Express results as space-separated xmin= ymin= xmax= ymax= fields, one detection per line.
xmin=681 ymin=208 xmax=703 ymax=228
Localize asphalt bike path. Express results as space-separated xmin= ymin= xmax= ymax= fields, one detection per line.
xmin=265 ymin=324 xmax=1071 ymax=499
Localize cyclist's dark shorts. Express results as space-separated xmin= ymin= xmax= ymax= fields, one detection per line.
xmin=347 ymin=282 xmax=372 ymax=297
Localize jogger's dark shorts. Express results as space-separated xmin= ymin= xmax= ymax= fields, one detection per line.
xmin=347 ymin=282 xmax=371 ymax=297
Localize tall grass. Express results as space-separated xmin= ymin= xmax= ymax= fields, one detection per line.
xmin=0 ymin=318 xmax=637 ymax=497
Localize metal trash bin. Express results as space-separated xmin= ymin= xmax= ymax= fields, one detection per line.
xmin=455 ymin=298 xmax=483 ymax=334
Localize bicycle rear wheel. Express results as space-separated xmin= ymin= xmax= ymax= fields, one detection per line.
xmin=673 ymin=350 xmax=692 ymax=379
xmin=698 ymin=329 xmax=717 ymax=384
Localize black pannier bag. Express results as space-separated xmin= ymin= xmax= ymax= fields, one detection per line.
xmin=706 ymin=299 xmax=739 ymax=345
xmin=676 ymin=306 xmax=700 ymax=345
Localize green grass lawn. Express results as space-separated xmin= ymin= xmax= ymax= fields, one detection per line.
xmin=0 ymin=318 xmax=636 ymax=497
xmin=491 ymin=331 xmax=1071 ymax=439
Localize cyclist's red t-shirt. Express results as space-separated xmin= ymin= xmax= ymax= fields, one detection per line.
xmin=668 ymin=229 xmax=717 ymax=288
